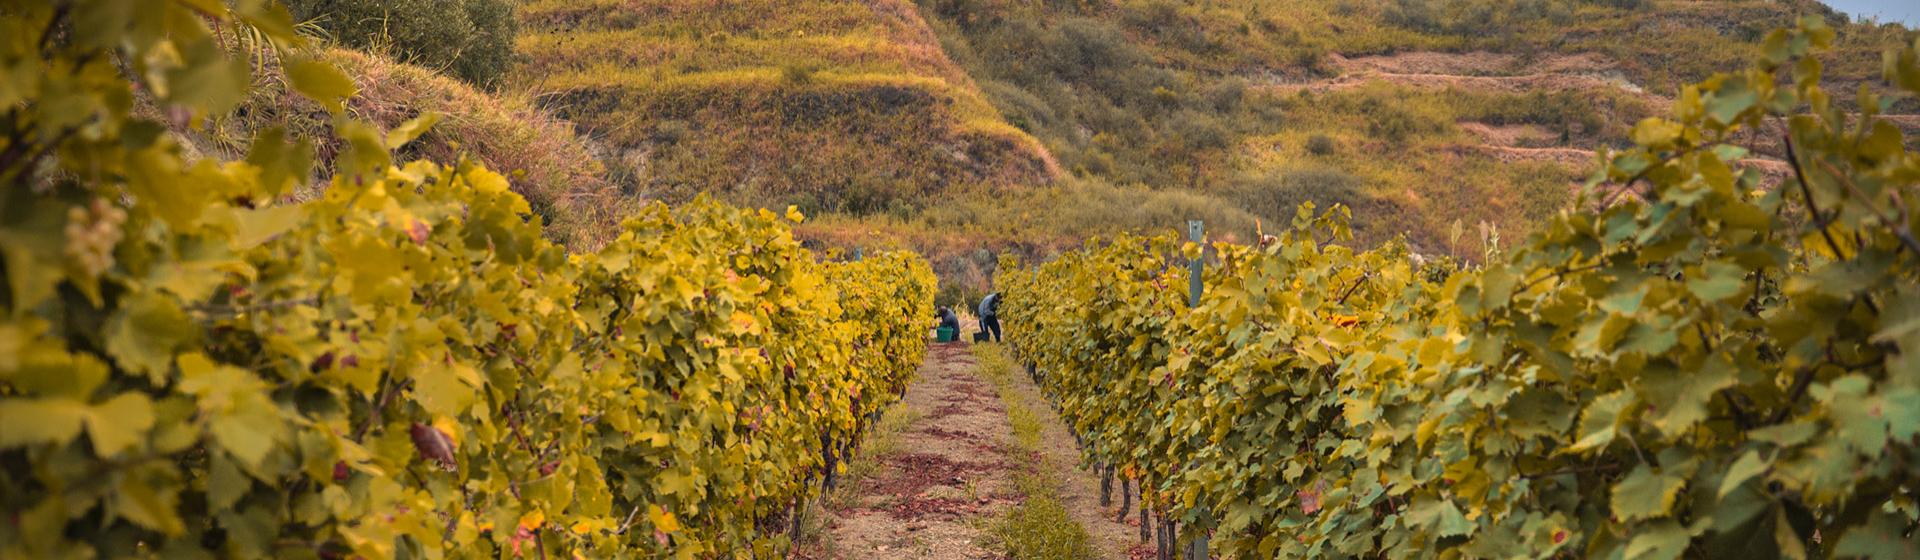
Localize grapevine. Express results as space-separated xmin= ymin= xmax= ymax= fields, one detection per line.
xmin=0 ymin=3 xmax=932 ymax=558
xmin=1000 ymin=19 xmax=1920 ymax=559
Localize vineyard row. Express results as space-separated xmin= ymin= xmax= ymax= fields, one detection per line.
xmin=999 ymin=21 xmax=1920 ymax=560
xmin=1 ymin=3 xmax=934 ymax=559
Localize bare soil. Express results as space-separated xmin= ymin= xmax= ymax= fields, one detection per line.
xmin=1334 ymin=51 xmax=1617 ymax=77
xmin=795 ymin=343 xmax=1139 ymax=558
xmin=798 ymin=343 xmax=1015 ymax=559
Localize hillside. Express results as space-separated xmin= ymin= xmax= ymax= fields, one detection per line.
xmin=255 ymin=1 xmax=1918 ymax=295
xmin=512 ymin=0 xmax=1059 ymax=218
xmin=170 ymin=48 xmax=629 ymax=249
xmin=912 ymin=0 xmax=1919 ymax=257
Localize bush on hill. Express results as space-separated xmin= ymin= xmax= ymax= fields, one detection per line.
xmin=284 ymin=0 xmax=517 ymax=88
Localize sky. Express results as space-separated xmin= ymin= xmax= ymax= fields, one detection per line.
xmin=1822 ymin=0 xmax=1920 ymax=26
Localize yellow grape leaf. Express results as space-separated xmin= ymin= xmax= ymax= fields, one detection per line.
xmin=410 ymin=362 xmax=477 ymax=418
xmin=648 ymin=505 xmax=681 ymax=533
xmin=232 ymin=204 xmax=304 ymax=249
xmin=86 ymin=392 xmax=155 ymax=456
xmin=385 ymin=112 xmax=442 ymax=150
xmin=1612 ymin=464 xmax=1686 ymax=522
xmin=113 ymin=467 xmax=186 ymax=536
xmin=284 ymin=56 xmax=356 ymax=114
xmin=0 ymin=397 xmax=89 ymax=448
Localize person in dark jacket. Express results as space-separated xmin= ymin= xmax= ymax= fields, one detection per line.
xmin=977 ymin=292 xmax=1002 ymax=342
xmin=937 ymin=306 xmax=960 ymax=335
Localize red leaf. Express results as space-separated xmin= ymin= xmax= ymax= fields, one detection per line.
xmin=310 ymin=352 xmax=336 ymax=373
xmin=409 ymin=423 xmax=457 ymax=471
xmin=1297 ymin=480 xmax=1326 ymax=514
xmin=406 ymin=219 xmax=431 ymax=245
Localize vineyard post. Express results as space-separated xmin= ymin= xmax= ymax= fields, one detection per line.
xmin=1187 ymin=220 xmax=1204 ymax=307
xmin=1184 ymin=218 xmax=1211 ymax=558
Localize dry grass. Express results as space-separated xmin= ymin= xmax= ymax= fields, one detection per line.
xmin=178 ymin=47 xmax=630 ymax=250
xmin=512 ymin=0 xmax=1059 ymax=216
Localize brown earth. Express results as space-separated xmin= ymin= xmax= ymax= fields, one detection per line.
xmin=1335 ymin=51 xmax=1618 ymax=77
xmin=1271 ymin=49 xmax=1903 ymax=192
xmin=801 ymin=342 xmax=1012 ymax=559
xmin=794 ymin=342 xmax=1139 ymax=559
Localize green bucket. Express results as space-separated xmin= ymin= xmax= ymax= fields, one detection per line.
xmin=935 ymin=326 xmax=957 ymax=342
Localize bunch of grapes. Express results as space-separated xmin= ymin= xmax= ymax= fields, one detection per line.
xmin=65 ymin=198 xmax=127 ymax=278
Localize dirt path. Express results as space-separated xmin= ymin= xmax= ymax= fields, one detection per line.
xmin=1000 ymin=357 xmax=1147 ymax=559
xmin=795 ymin=343 xmax=1136 ymax=559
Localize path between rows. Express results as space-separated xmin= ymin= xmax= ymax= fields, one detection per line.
xmin=795 ymin=343 xmax=1141 ymax=559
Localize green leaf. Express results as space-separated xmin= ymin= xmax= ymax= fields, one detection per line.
xmin=210 ymin=399 xmax=281 ymax=470
xmin=1871 ymin=287 xmax=1920 ymax=348
xmin=0 ymin=398 xmax=89 ymax=448
xmin=1644 ymin=356 xmax=1736 ymax=439
xmin=105 ymin=293 xmax=193 ymax=382
xmin=1718 ymin=450 xmax=1769 ymax=498
xmin=1884 ymin=387 xmax=1920 ymax=442
xmin=1687 ymin=261 xmax=1746 ymax=303
xmin=1625 ymin=520 xmax=1690 ymax=560
xmin=334 ymin=119 xmax=393 ymax=177
xmin=207 ymin=450 xmax=248 ymax=513
xmin=233 ymin=0 xmax=303 ymax=45
xmin=1407 ymin=497 xmax=1475 ymax=537
xmin=1706 ymin=80 xmax=1759 ymax=125
xmin=1749 ymin=421 xmax=1818 ymax=447
xmin=1613 ymin=464 xmax=1686 ymax=522
xmin=0 ymin=193 xmax=78 ymax=310
xmin=113 ymin=466 xmax=186 ymax=535
xmin=1832 ymin=510 xmax=1920 ymax=560
xmin=8 ymin=343 xmax=109 ymax=400
xmin=1818 ymin=375 xmax=1888 ymax=456
xmin=181 ymin=354 xmax=284 ymax=468
xmin=1568 ymin=390 xmax=1634 ymax=453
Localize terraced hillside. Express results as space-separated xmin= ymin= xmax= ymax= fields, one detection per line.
xmin=514 ymin=0 xmax=1059 ymax=217
xmin=478 ymin=1 xmax=1915 ymax=296
xmin=915 ymin=0 xmax=1918 ymax=257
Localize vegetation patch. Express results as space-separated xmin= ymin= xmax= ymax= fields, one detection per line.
xmin=970 ymin=344 xmax=1099 ymax=560
xmin=512 ymin=0 xmax=1057 ymax=218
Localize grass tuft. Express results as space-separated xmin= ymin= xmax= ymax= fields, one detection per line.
xmin=968 ymin=343 xmax=1098 ymax=560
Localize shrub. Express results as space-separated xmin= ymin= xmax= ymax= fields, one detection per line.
xmin=1229 ymin=167 xmax=1365 ymax=224
xmin=1305 ymin=134 xmax=1337 ymax=156
xmin=1170 ymin=110 xmax=1230 ymax=152
xmin=1360 ymin=97 xmax=1450 ymax=143
xmin=284 ymin=0 xmax=516 ymax=88
xmin=1050 ymin=17 xmax=1137 ymax=79
xmin=781 ymin=63 xmax=818 ymax=85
